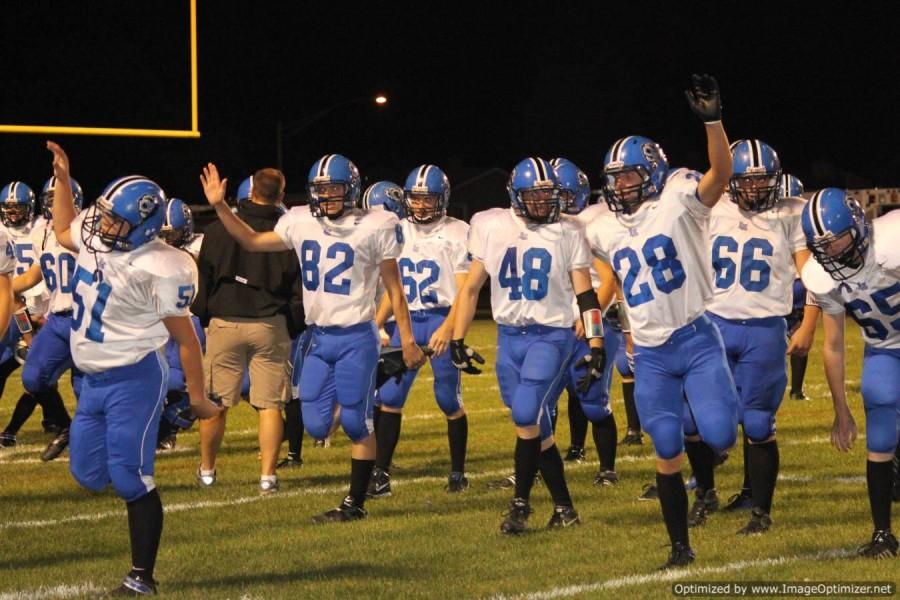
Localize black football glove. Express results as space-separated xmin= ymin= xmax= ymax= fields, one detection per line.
xmin=450 ymin=339 xmax=485 ymax=375
xmin=684 ymin=73 xmax=722 ymax=123
xmin=377 ymin=345 xmax=433 ymax=388
xmin=575 ymin=346 xmax=607 ymax=394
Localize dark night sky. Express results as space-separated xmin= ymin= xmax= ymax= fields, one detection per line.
xmin=1 ymin=1 xmax=899 ymax=206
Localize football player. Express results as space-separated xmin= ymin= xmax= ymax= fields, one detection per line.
xmin=705 ymin=141 xmax=818 ymax=534
xmin=585 ymin=75 xmax=738 ymax=568
xmin=801 ymin=189 xmax=900 ymax=558
xmin=452 ymin=157 xmax=606 ymax=534
xmin=47 ymin=141 xmax=222 ymax=595
xmin=0 ymin=180 xmax=69 ymax=452
xmin=552 ymin=157 xmax=622 ymax=486
xmin=200 ymin=155 xmax=426 ymax=523
xmin=362 ymin=181 xmax=406 ymax=346
xmin=7 ymin=176 xmax=88 ymax=461
xmin=368 ymin=165 xmax=470 ymax=497
xmin=161 ymin=198 xmax=203 ymax=259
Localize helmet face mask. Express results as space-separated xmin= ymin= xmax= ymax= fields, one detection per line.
xmin=308 ymin=181 xmax=352 ymax=219
xmin=513 ymin=184 xmax=562 ymax=224
xmin=603 ymin=165 xmax=653 ymax=214
xmin=0 ymin=203 xmax=32 ymax=227
xmin=729 ymin=172 xmax=781 ymax=212
xmin=550 ymin=157 xmax=590 ymax=215
xmin=809 ymin=226 xmax=868 ymax=281
xmin=160 ymin=226 xmax=186 ymax=247
xmin=306 ymin=155 xmax=361 ymax=220
xmin=405 ymin=192 xmax=443 ymax=224
xmin=403 ymin=165 xmax=449 ymax=224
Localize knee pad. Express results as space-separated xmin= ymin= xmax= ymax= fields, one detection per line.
xmin=434 ymin=386 xmax=462 ymax=417
xmin=69 ymin=463 xmax=109 ymax=493
xmin=644 ymin=415 xmax=684 ymax=460
xmin=681 ymin=403 xmax=699 ymax=437
xmin=742 ymin=408 xmax=776 ymax=443
xmin=301 ymin=402 xmax=333 ymax=440
xmin=20 ymin=363 xmax=45 ymax=395
xmin=378 ymin=380 xmax=409 ymax=411
xmin=697 ymin=415 xmax=737 ymax=452
xmin=581 ymin=400 xmax=611 ymax=423
xmin=340 ymin=404 xmax=372 ymax=442
xmin=511 ymin=397 xmax=541 ymax=428
xmin=864 ymin=405 xmax=899 ymax=454
xmin=109 ymin=464 xmax=155 ymax=502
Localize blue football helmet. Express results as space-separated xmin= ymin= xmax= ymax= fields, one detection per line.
xmin=0 ymin=182 xmax=36 ymax=228
xmin=237 ymin=176 xmax=253 ymax=202
xmin=779 ymin=173 xmax=804 ymax=199
xmin=801 ymin=188 xmax=869 ymax=281
xmin=403 ymin=164 xmax=450 ymax=224
xmin=602 ymin=136 xmax=669 ymax=214
xmin=361 ymin=181 xmax=406 ymax=219
xmin=161 ymin=198 xmax=195 ymax=248
xmin=307 ymin=154 xmax=361 ymax=219
xmin=550 ymin=158 xmax=591 ymax=215
xmin=729 ymin=139 xmax=782 ymax=212
xmin=163 ymin=392 xmax=197 ymax=431
xmin=41 ymin=176 xmax=84 ymax=221
xmin=507 ymin=157 xmax=563 ymax=224
xmin=83 ymin=176 xmax=166 ymax=252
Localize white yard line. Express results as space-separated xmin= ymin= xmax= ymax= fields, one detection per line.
xmin=0 ymin=583 xmax=104 ymax=600
xmin=486 ymin=548 xmax=856 ymax=600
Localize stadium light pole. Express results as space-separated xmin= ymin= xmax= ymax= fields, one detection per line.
xmin=276 ymin=94 xmax=389 ymax=170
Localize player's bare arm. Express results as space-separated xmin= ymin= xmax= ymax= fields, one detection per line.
xmin=13 ymin=263 xmax=43 ymax=295
xmin=163 ymin=315 xmax=223 ymax=420
xmin=0 ymin=273 xmax=12 ymax=339
xmin=821 ymin=311 xmax=856 ymax=452
xmin=428 ymin=272 xmax=469 ymax=358
xmin=200 ymin=163 xmax=288 ymax=252
xmin=787 ymin=249 xmax=819 ymax=356
xmin=379 ymin=258 xmax=426 ymax=369
xmin=684 ymin=75 xmax=732 ymax=207
xmin=46 ymin=141 xmax=78 ymax=251
xmin=450 ymin=261 xmax=487 ymax=374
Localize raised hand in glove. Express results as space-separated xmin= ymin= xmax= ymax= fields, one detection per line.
xmin=450 ymin=339 xmax=485 ymax=375
xmin=684 ymin=73 xmax=722 ymax=123
xmin=575 ymin=346 xmax=607 ymax=394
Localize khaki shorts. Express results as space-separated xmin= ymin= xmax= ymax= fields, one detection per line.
xmin=204 ymin=315 xmax=291 ymax=410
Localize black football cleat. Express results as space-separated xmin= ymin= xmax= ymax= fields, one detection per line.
xmin=620 ymin=430 xmax=643 ymax=445
xmin=659 ymin=541 xmax=696 ymax=570
xmin=276 ymin=454 xmax=303 ymax=470
xmin=638 ymin=482 xmax=658 ymax=501
xmin=563 ymin=445 xmax=586 ymax=462
xmin=0 ymin=432 xmax=16 ymax=448
xmin=487 ymin=472 xmax=541 ymax=490
xmin=106 ymin=574 xmax=158 ymax=596
xmin=546 ymin=505 xmax=581 ymax=529
xmin=500 ymin=497 xmax=532 ymax=535
xmin=41 ymin=428 xmax=70 ymax=462
xmin=687 ymin=488 xmax=719 ymax=528
xmin=713 ymin=451 xmax=729 ymax=467
xmin=722 ymin=489 xmax=753 ymax=512
xmin=857 ymin=530 xmax=898 ymax=559
xmin=312 ymin=496 xmax=367 ymax=524
xmin=593 ymin=470 xmax=619 ymax=487
xmin=155 ymin=435 xmax=177 ymax=452
xmin=738 ymin=508 xmax=772 ymax=535
xmin=367 ymin=467 xmax=392 ymax=498
xmin=446 ymin=471 xmax=469 ymax=493
xmin=789 ymin=390 xmax=811 ymax=401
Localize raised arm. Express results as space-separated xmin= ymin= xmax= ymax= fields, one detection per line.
xmin=200 ymin=163 xmax=289 ymax=252
xmin=683 ymin=75 xmax=732 ymax=207
xmin=46 ymin=142 xmax=78 ymax=252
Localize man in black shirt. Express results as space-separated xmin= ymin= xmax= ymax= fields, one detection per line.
xmin=192 ymin=168 xmax=303 ymax=494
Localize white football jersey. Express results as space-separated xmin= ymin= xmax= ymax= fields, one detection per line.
xmin=69 ymin=209 xmax=199 ymax=373
xmin=183 ymin=233 xmax=204 ymax=260
xmin=564 ymin=203 xmax=611 ymax=318
xmin=4 ymin=219 xmax=50 ymax=315
xmin=586 ymin=169 xmax=712 ymax=347
xmin=468 ymin=208 xmax=590 ymax=328
xmin=0 ymin=229 xmax=15 ymax=275
xmin=802 ymin=211 xmax=900 ymax=350
xmin=31 ymin=218 xmax=80 ymax=314
xmin=707 ymin=195 xmax=807 ymax=319
xmin=275 ymin=206 xmax=402 ymax=328
xmin=397 ymin=216 xmax=469 ymax=311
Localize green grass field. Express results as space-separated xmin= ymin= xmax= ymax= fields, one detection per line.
xmin=0 ymin=320 xmax=896 ymax=599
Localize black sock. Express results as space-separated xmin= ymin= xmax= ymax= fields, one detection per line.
xmin=567 ymin=393 xmax=588 ymax=448
xmin=746 ymin=439 xmax=779 ymax=514
xmin=284 ymin=399 xmax=303 ymax=459
xmin=157 ymin=418 xmax=175 ymax=443
xmin=349 ymin=458 xmax=375 ymax=507
xmin=539 ymin=443 xmax=573 ymax=507
xmin=373 ymin=404 xmax=382 ymax=432
xmin=622 ymin=381 xmax=640 ymax=431
xmin=126 ymin=489 xmax=163 ymax=581
xmin=550 ymin=406 xmax=559 ymax=435
xmin=867 ymin=459 xmax=894 ymax=532
xmin=739 ymin=432 xmax=750 ymax=491
xmin=447 ymin=415 xmax=468 ymax=472
xmin=684 ymin=438 xmax=716 ymax=494
xmin=36 ymin=388 xmax=71 ymax=429
xmin=592 ymin=413 xmax=618 ymax=471
xmin=789 ymin=354 xmax=808 ymax=393
xmin=656 ymin=471 xmax=689 ymax=545
xmin=374 ymin=411 xmax=402 ymax=471
xmin=0 ymin=358 xmax=20 ymax=398
xmin=514 ymin=436 xmax=542 ymax=502
xmin=4 ymin=393 xmax=38 ymax=435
